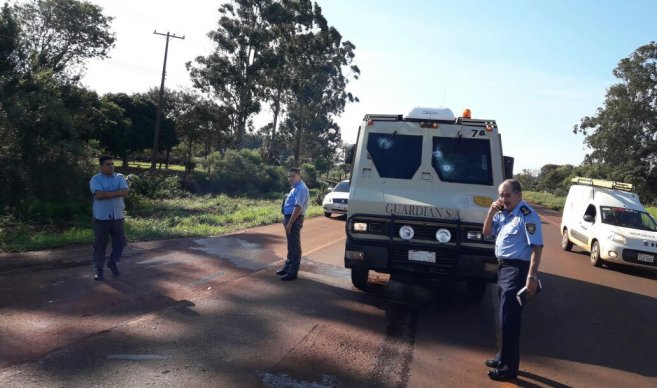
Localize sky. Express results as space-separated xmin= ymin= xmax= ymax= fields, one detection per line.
xmin=80 ymin=0 xmax=657 ymax=172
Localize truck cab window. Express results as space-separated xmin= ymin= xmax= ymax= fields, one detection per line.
xmin=432 ymin=137 xmax=493 ymax=185
xmin=366 ymin=132 xmax=422 ymax=179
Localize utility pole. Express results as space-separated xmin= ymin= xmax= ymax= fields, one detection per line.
xmin=151 ymin=31 xmax=185 ymax=170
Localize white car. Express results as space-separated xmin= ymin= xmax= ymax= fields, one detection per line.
xmin=322 ymin=180 xmax=350 ymax=217
xmin=561 ymin=177 xmax=657 ymax=269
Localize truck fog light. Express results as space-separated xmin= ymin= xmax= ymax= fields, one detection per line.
xmin=436 ymin=228 xmax=451 ymax=243
xmin=353 ymin=222 xmax=368 ymax=232
xmin=608 ymin=251 xmax=618 ymax=258
xmin=399 ymin=225 xmax=414 ymax=240
xmin=345 ymin=250 xmax=364 ymax=260
xmin=467 ymin=231 xmax=483 ymax=240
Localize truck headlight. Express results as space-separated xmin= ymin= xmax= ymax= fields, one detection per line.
xmin=436 ymin=228 xmax=451 ymax=243
xmin=608 ymin=232 xmax=627 ymax=244
xmin=353 ymin=222 xmax=368 ymax=232
xmin=399 ymin=225 xmax=414 ymax=240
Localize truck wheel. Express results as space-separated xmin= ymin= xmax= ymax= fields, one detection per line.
xmin=590 ymin=241 xmax=603 ymax=267
xmin=324 ymin=212 xmax=332 ymax=218
xmin=466 ymin=280 xmax=487 ymax=301
xmin=351 ymin=267 xmax=369 ymax=291
xmin=561 ymin=229 xmax=573 ymax=251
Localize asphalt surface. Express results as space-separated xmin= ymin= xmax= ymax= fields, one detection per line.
xmin=1 ymin=209 xmax=657 ymax=387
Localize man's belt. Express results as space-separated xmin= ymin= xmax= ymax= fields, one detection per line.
xmin=497 ymin=258 xmax=529 ymax=266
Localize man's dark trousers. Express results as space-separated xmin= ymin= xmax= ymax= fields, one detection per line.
xmin=283 ymin=215 xmax=304 ymax=275
xmin=496 ymin=259 xmax=530 ymax=375
xmin=93 ymin=219 xmax=127 ymax=271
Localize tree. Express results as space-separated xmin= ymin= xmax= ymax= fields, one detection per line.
xmin=165 ymin=89 xmax=230 ymax=171
xmin=12 ymin=0 xmax=115 ymax=81
xmin=279 ymin=10 xmax=359 ymax=165
xmin=187 ymin=0 xmax=277 ymax=149
xmin=574 ymin=42 xmax=657 ymax=201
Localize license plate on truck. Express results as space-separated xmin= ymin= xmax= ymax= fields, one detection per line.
xmin=637 ymin=253 xmax=655 ymax=263
xmin=408 ymin=250 xmax=436 ymax=263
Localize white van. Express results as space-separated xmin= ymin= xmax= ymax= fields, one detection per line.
xmin=561 ymin=177 xmax=657 ymax=269
xmin=343 ymin=107 xmax=514 ymax=300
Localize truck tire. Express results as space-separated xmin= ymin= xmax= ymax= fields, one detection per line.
xmin=324 ymin=212 xmax=332 ymax=218
xmin=351 ymin=267 xmax=369 ymax=291
xmin=561 ymin=229 xmax=573 ymax=251
xmin=466 ymin=279 xmax=487 ymax=301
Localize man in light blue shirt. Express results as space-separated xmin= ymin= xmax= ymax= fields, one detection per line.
xmin=482 ymin=179 xmax=543 ymax=381
xmin=90 ymin=155 xmax=129 ymax=281
xmin=276 ymin=168 xmax=309 ymax=281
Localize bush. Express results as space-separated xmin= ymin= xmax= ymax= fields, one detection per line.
xmin=127 ymin=172 xmax=184 ymax=199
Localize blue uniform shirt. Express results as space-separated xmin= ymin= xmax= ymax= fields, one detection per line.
xmin=491 ymin=200 xmax=543 ymax=260
xmin=90 ymin=173 xmax=128 ymax=220
xmin=282 ymin=180 xmax=309 ymax=216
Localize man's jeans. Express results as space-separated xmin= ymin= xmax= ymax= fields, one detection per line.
xmin=93 ymin=218 xmax=127 ymax=271
xmin=283 ymin=215 xmax=304 ymax=275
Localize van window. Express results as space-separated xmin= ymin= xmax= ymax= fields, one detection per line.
xmin=584 ymin=204 xmax=597 ymax=221
xmin=601 ymin=207 xmax=657 ymax=231
xmin=367 ymin=132 xmax=422 ymax=179
xmin=432 ymin=137 xmax=492 ymax=185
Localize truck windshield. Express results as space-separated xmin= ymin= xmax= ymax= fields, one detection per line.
xmin=367 ymin=132 xmax=422 ymax=179
xmin=432 ymin=137 xmax=493 ymax=185
xmin=600 ymin=207 xmax=657 ymax=231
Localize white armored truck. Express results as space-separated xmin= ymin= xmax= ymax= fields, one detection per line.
xmin=343 ymin=107 xmax=514 ymax=300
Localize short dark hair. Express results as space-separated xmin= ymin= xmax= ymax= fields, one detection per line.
xmin=502 ymin=179 xmax=522 ymax=194
xmin=288 ymin=167 xmax=301 ymax=176
xmin=99 ymin=155 xmax=114 ymax=165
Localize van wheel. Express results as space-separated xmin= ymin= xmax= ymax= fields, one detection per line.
xmin=561 ymin=229 xmax=573 ymax=251
xmin=590 ymin=241 xmax=603 ymax=267
xmin=351 ymin=267 xmax=369 ymax=291
xmin=324 ymin=212 xmax=332 ymax=218
xmin=466 ymin=280 xmax=487 ymax=301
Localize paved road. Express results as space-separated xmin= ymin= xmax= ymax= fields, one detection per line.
xmin=1 ymin=210 xmax=656 ymax=387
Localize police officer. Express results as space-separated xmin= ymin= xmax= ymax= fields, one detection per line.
xmin=276 ymin=168 xmax=309 ymax=281
xmin=482 ymin=179 xmax=543 ymax=381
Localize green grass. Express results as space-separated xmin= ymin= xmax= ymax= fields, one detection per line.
xmin=115 ymin=160 xmax=187 ymax=172
xmin=523 ymin=191 xmax=566 ymax=212
xmin=525 ymin=191 xmax=657 ymax=220
xmin=0 ymin=195 xmax=323 ymax=253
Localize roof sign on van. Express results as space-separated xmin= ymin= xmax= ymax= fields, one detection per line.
xmin=406 ymin=107 xmax=455 ymax=121
xmin=571 ymin=177 xmax=634 ymax=192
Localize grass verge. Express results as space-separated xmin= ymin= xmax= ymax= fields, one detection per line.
xmin=0 ymin=194 xmax=323 ymax=253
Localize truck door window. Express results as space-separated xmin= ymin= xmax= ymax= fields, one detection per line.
xmin=366 ymin=132 xmax=422 ymax=179
xmin=432 ymin=137 xmax=493 ymax=185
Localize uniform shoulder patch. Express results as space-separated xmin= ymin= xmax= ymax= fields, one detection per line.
xmin=526 ymin=223 xmax=537 ymax=235
xmin=520 ymin=205 xmax=532 ymax=216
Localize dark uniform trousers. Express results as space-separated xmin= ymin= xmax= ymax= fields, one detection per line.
xmin=283 ymin=214 xmax=304 ymax=275
xmin=497 ymin=259 xmax=530 ymax=375
xmin=93 ymin=218 xmax=127 ymax=270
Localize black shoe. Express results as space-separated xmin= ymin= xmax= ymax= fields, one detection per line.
xmin=107 ymin=261 xmax=121 ymax=277
xmin=94 ymin=272 xmax=105 ymax=281
xmin=276 ymin=268 xmax=287 ymax=276
xmin=280 ymin=273 xmax=297 ymax=281
xmin=487 ymin=368 xmax=517 ymax=381
xmin=485 ymin=359 xmax=500 ymax=368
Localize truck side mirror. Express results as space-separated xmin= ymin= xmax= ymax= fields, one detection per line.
xmin=503 ymin=156 xmax=514 ymax=180
xmin=344 ymin=144 xmax=355 ymax=164
xmin=583 ymin=214 xmax=594 ymax=223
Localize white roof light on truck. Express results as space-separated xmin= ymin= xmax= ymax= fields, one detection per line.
xmin=406 ymin=107 xmax=455 ymax=120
